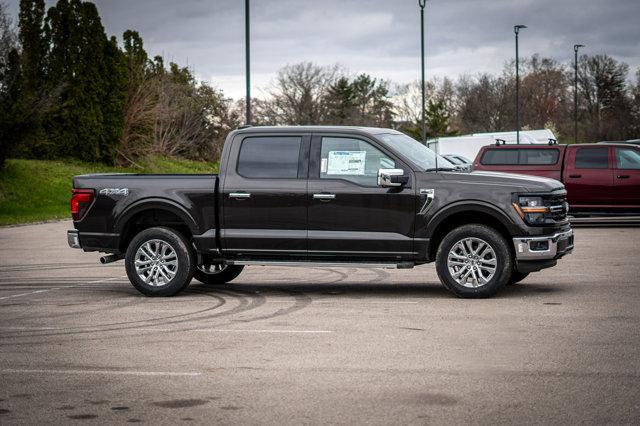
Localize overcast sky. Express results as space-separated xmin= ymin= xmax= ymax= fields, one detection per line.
xmin=7 ymin=0 xmax=640 ymax=99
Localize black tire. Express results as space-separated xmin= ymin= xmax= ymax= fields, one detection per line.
xmin=125 ymin=227 xmax=195 ymax=297
xmin=435 ymin=224 xmax=513 ymax=298
xmin=508 ymin=271 xmax=529 ymax=285
xmin=193 ymin=264 xmax=244 ymax=285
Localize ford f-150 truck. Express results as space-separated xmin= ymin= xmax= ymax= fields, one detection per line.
xmin=473 ymin=142 xmax=640 ymax=214
xmin=68 ymin=126 xmax=573 ymax=298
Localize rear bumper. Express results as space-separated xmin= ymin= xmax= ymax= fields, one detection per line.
xmin=67 ymin=230 xmax=81 ymax=249
xmin=512 ymin=229 xmax=574 ymax=261
xmin=67 ymin=229 xmax=120 ymax=253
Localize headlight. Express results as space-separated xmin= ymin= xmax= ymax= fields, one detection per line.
xmin=512 ymin=196 xmax=550 ymax=225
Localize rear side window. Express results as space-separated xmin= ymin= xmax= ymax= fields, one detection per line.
xmin=616 ymin=147 xmax=640 ymax=170
xmin=481 ymin=148 xmax=558 ymax=165
xmin=237 ymin=136 xmax=302 ymax=178
xmin=519 ymin=149 xmax=559 ymax=165
xmin=575 ymin=147 xmax=609 ymax=169
xmin=480 ymin=149 xmax=518 ymax=165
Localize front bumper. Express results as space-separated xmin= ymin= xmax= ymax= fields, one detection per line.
xmin=67 ymin=230 xmax=81 ymax=249
xmin=512 ymin=229 xmax=574 ymax=260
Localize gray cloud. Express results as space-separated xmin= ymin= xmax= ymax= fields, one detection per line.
xmin=7 ymin=0 xmax=640 ymax=98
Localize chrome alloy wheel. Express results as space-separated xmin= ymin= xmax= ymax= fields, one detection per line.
xmin=197 ymin=264 xmax=227 ymax=274
xmin=134 ymin=239 xmax=178 ymax=286
xmin=447 ymin=237 xmax=497 ymax=288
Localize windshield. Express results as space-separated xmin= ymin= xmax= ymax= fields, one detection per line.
xmin=377 ymin=133 xmax=454 ymax=171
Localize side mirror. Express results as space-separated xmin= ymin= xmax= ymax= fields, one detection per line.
xmin=378 ymin=169 xmax=409 ymax=187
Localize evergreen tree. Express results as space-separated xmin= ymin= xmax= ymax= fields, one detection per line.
xmin=325 ymin=77 xmax=355 ymax=124
xmin=9 ymin=0 xmax=48 ymax=157
xmin=426 ymin=98 xmax=453 ymax=137
xmin=45 ymin=0 xmax=126 ymax=163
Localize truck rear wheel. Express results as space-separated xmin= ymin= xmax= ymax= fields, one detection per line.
xmin=125 ymin=227 xmax=195 ymax=297
xmin=193 ymin=264 xmax=244 ymax=285
xmin=435 ymin=224 xmax=513 ymax=298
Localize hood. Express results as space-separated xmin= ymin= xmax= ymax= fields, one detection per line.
xmin=439 ymin=170 xmax=564 ymax=193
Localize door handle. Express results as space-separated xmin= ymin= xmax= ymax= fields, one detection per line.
xmin=313 ymin=193 xmax=335 ymax=201
xmin=569 ymin=174 xmax=581 ymax=178
xmin=617 ymin=175 xmax=630 ymax=179
xmin=229 ymin=192 xmax=251 ymax=199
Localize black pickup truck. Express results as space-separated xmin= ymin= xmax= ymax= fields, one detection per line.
xmin=68 ymin=126 xmax=573 ymax=298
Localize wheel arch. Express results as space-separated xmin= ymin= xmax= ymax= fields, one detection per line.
xmin=426 ymin=201 xmax=517 ymax=261
xmin=116 ymin=199 xmax=199 ymax=252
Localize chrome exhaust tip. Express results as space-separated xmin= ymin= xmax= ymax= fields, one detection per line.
xmin=100 ymin=254 xmax=123 ymax=264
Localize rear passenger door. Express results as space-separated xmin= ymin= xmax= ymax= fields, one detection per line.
xmin=221 ymin=134 xmax=310 ymax=258
xmin=613 ymin=146 xmax=640 ymax=207
xmin=563 ymin=146 xmax=614 ymax=209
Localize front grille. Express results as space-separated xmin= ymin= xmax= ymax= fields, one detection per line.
xmin=544 ymin=193 xmax=568 ymax=223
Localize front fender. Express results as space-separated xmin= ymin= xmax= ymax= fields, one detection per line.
xmin=425 ymin=200 xmax=522 ymax=237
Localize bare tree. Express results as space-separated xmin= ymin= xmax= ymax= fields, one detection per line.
xmin=256 ymin=62 xmax=340 ymax=125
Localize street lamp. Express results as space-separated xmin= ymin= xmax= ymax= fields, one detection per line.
xmin=418 ymin=0 xmax=427 ymax=145
xmin=245 ymin=0 xmax=251 ymax=125
xmin=574 ymin=44 xmax=585 ymax=144
xmin=514 ymin=24 xmax=527 ymax=144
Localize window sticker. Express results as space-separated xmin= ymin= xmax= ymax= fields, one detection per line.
xmin=320 ymin=158 xmax=328 ymax=173
xmin=327 ymin=151 xmax=366 ymax=175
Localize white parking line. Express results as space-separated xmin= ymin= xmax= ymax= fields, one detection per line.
xmin=138 ymin=328 xmax=334 ymax=334
xmin=0 ymin=276 xmax=125 ymax=301
xmin=0 ymin=289 xmax=57 ymax=301
xmin=0 ymin=368 xmax=201 ymax=377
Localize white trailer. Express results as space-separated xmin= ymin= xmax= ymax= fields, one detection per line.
xmin=427 ymin=129 xmax=557 ymax=161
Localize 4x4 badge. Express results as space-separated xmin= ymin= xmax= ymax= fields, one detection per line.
xmin=99 ymin=188 xmax=129 ymax=196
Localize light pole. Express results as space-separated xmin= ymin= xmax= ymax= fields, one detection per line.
xmin=245 ymin=0 xmax=251 ymax=125
xmin=514 ymin=24 xmax=526 ymax=144
xmin=573 ymin=44 xmax=585 ymax=144
xmin=418 ymin=0 xmax=427 ymax=145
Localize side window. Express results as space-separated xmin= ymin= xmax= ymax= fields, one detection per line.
xmin=616 ymin=148 xmax=640 ymax=170
xmin=320 ymin=137 xmax=395 ymax=186
xmin=480 ymin=149 xmax=518 ymax=165
xmin=519 ymin=149 xmax=559 ymax=165
xmin=237 ymin=136 xmax=302 ymax=178
xmin=575 ymin=147 xmax=609 ymax=169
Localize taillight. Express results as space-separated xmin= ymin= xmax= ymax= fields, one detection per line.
xmin=70 ymin=188 xmax=95 ymax=221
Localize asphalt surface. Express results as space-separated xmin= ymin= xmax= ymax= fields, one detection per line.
xmin=0 ymin=221 xmax=639 ymax=425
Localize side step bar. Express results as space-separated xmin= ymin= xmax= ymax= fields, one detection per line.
xmin=227 ymin=260 xmax=415 ymax=269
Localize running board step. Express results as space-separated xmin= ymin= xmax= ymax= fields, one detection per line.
xmin=227 ymin=260 xmax=415 ymax=269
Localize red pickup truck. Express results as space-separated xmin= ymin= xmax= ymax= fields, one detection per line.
xmin=473 ymin=143 xmax=640 ymax=213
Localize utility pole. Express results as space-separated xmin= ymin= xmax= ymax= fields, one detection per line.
xmin=514 ymin=25 xmax=526 ymax=144
xmin=419 ymin=0 xmax=427 ymax=145
xmin=245 ymin=0 xmax=251 ymax=125
xmin=574 ymin=44 xmax=585 ymax=144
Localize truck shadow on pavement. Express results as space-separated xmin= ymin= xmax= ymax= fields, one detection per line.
xmin=186 ymin=281 xmax=566 ymax=300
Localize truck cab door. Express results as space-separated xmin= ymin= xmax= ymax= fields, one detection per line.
xmin=563 ymin=146 xmax=614 ymax=210
xmin=613 ymin=146 xmax=640 ymax=208
xmin=221 ymin=133 xmax=310 ymax=259
xmin=306 ymin=134 xmax=416 ymax=261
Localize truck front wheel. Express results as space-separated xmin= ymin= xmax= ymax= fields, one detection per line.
xmin=435 ymin=224 xmax=513 ymax=298
xmin=193 ymin=264 xmax=244 ymax=285
xmin=125 ymin=227 xmax=195 ymax=297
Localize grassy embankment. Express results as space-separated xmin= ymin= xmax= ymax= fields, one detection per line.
xmin=0 ymin=157 xmax=218 ymax=226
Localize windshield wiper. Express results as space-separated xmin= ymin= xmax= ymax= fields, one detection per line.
xmin=425 ymin=167 xmax=455 ymax=172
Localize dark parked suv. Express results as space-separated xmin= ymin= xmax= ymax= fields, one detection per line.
xmin=68 ymin=126 xmax=573 ymax=298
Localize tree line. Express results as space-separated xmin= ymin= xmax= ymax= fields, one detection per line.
xmin=1 ymin=0 xmax=639 ymax=169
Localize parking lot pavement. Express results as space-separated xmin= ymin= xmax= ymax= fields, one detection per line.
xmin=0 ymin=221 xmax=639 ymax=424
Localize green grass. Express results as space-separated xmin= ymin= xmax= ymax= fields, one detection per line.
xmin=0 ymin=156 xmax=219 ymax=226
